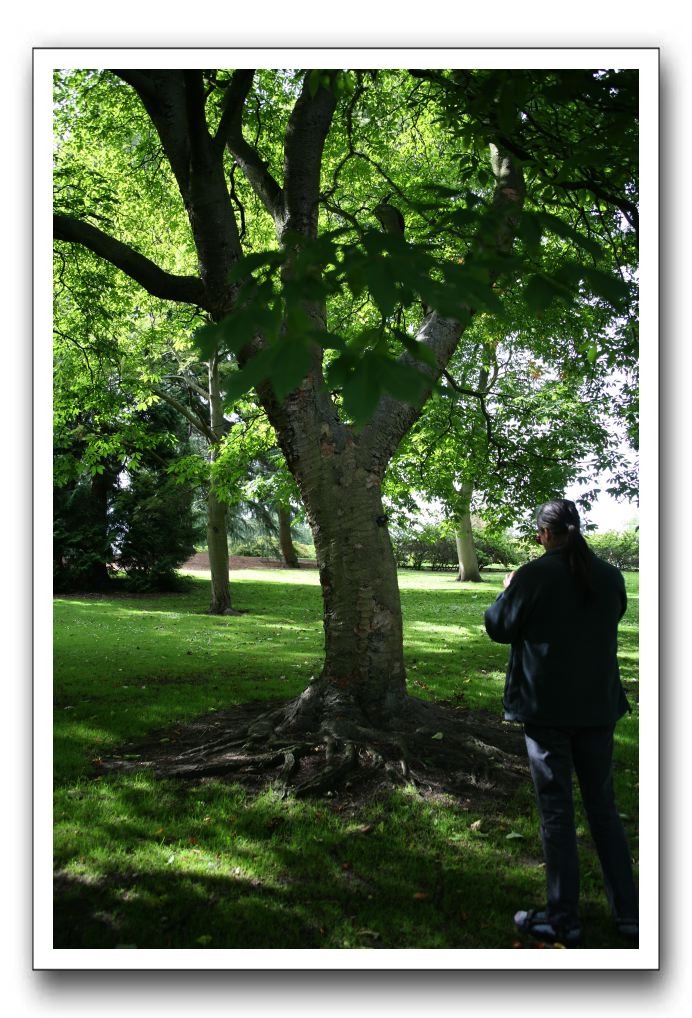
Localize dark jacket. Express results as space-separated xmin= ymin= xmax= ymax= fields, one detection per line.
xmin=484 ymin=547 xmax=630 ymax=726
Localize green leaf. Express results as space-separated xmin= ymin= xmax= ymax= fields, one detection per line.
xmin=226 ymin=250 xmax=284 ymax=284
xmin=579 ymin=266 xmax=630 ymax=309
xmin=307 ymin=69 xmax=322 ymax=98
xmin=341 ymin=359 xmax=382 ymax=428
xmin=517 ymin=213 xmax=544 ymax=253
xmin=270 ymin=339 xmax=314 ymax=400
xmin=379 ymin=359 xmax=427 ymax=404
xmin=325 ymin=350 xmax=358 ymax=388
xmin=524 ymin=272 xmax=573 ymax=313
xmin=399 ymin=334 xmax=437 ymax=368
xmin=222 ymin=347 xmax=277 ymax=404
xmin=368 ymin=263 xmax=399 ymax=319
xmin=535 ymin=212 xmax=603 ymax=259
xmin=192 ymin=322 xmax=223 ymax=360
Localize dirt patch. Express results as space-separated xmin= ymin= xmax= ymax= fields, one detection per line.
xmin=100 ymin=697 xmax=528 ymax=811
xmin=182 ymin=553 xmax=318 ymax=572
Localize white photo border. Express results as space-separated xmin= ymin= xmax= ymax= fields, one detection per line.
xmin=35 ymin=46 xmax=659 ymax=971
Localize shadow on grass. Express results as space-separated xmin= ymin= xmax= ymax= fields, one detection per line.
xmin=53 ymin=772 xmax=637 ymax=951
xmin=51 ymin=773 xmax=541 ymax=948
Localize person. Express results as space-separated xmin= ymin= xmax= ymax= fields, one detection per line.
xmin=484 ymin=499 xmax=638 ymax=948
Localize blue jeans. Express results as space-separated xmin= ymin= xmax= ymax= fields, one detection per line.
xmin=523 ymin=722 xmax=638 ymax=930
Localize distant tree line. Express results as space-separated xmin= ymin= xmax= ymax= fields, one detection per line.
xmin=390 ymin=520 xmax=638 ymax=574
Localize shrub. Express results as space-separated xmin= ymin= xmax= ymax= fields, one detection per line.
xmin=53 ymin=475 xmax=118 ymax=592
xmin=472 ymin=527 xmax=523 ymax=569
xmin=588 ymin=529 xmax=639 ymax=570
xmin=229 ymin=536 xmax=280 ymax=558
xmin=392 ymin=521 xmax=528 ymax=572
xmin=113 ymin=470 xmax=196 ymax=590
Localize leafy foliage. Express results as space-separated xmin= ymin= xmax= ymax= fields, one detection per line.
xmin=113 ymin=469 xmax=196 ymax=590
xmin=391 ymin=520 xmax=523 ymax=572
xmin=588 ymin=529 xmax=639 ymax=571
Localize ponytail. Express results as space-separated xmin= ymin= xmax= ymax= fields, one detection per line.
xmin=537 ymin=500 xmax=594 ymax=599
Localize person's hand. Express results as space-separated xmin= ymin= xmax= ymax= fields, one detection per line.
xmin=503 ymin=571 xmax=515 ymax=589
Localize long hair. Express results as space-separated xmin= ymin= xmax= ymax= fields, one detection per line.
xmin=536 ymin=499 xmax=594 ymax=598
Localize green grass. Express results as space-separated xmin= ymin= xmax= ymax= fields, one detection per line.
xmin=53 ymin=566 xmax=639 ymax=950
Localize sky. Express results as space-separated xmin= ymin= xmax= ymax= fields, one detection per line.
xmin=565 ymin=482 xmax=638 ymax=532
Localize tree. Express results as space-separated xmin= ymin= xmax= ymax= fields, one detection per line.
xmin=53 ymin=71 xmax=241 ymax=614
xmin=385 ymin=291 xmax=631 ymax=581
xmin=54 ymin=67 xmax=637 ymax=794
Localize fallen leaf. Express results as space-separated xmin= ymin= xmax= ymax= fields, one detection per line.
xmin=505 ymin=832 xmax=524 ymax=840
xmin=189 ymin=836 xmax=198 ymax=845
xmin=470 ymin=819 xmax=483 ymax=831
xmin=166 ymin=854 xmax=175 ymax=865
xmin=431 ymin=732 xmax=444 ymax=740
xmin=154 ymin=827 xmax=165 ymax=835
xmin=413 ymin=892 xmax=430 ymax=901
xmin=348 ymin=824 xmax=374 ymax=835
xmin=341 ymin=861 xmax=352 ymax=871
xmin=196 ymin=934 xmax=212 ymax=946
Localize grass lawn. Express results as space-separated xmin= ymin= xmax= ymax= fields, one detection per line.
xmin=53 ymin=565 xmax=639 ymax=950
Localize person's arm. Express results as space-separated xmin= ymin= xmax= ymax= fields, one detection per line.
xmin=484 ymin=572 xmax=527 ymax=644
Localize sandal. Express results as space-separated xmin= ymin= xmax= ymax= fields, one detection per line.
xmin=514 ymin=908 xmax=584 ymax=948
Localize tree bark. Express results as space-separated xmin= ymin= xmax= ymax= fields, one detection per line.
xmin=277 ymin=505 xmax=299 ymax=568
xmin=307 ymin=466 xmax=406 ymax=723
xmin=85 ymin=470 xmax=113 ymax=590
xmin=206 ymin=353 xmax=235 ymax=614
xmin=455 ymin=481 xmax=481 ymax=582
xmin=206 ymin=485 xmax=232 ymax=614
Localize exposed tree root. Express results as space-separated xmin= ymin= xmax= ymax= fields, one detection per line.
xmin=101 ymin=688 xmax=529 ymax=807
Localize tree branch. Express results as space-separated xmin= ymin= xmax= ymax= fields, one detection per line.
xmin=282 ymin=73 xmax=338 ymax=239
xmin=161 ymin=374 xmax=210 ymax=401
xmin=54 ymin=214 xmax=205 ymax=306
xmin=111 ymin=69 xmax=159 ymax=103
xmin=152 ymin=387 xmax=215 ymax=443
xmin=222 ymin=69 xmax=285 ymax=224
xmin=360 ymin=145 xmax=525 ymax=469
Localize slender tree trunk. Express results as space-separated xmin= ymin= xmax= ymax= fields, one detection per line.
xmin=87 ymin=469 xmax=113 ymax=590
xmin=455 ymin=486 xmax=482 ymax=582
xmin=277 ymin=505 xmax=299 ymax=568
xmin=206 ymin=354 xmax=234 ymax=614
xmin=206 ymin=486 xmax=232 ymax=614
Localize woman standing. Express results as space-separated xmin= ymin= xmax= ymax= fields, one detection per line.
xmin=484 ymin=499 xmax=638 ymax=948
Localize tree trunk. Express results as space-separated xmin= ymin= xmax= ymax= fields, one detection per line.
xmin=86 ymin=469 xmax=113 ymax=590
xmin=455 ymin=481 xmax=482 ymax=582
xmin=254 ymin=385 xmax=408 ymax=730
xmin=308 ymin=472 xmax=406 ymax=724
xmin=206 ymin=353 xmax=236 ymax=615
xmin=277 ymin=505 xmax=300 ymax=568
xmin=206 ymin=486 xmax=232 ymax=614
